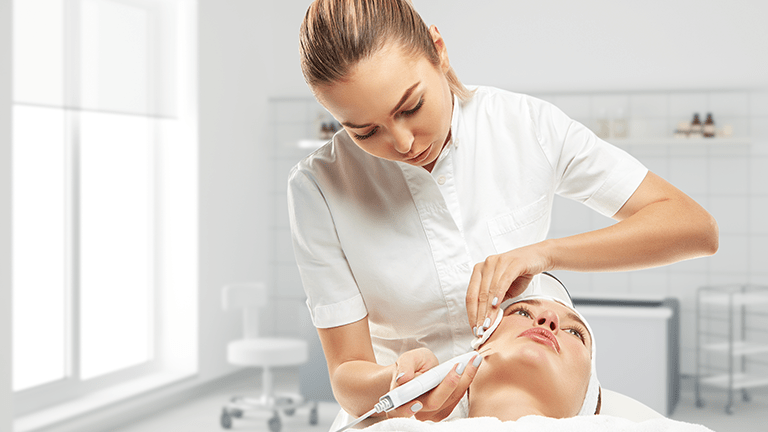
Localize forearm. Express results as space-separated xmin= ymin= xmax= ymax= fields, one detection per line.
xmin=330 ymin=359 xmax=395 ymax=417
xmin=545 ymin=195 xmax=718 ymax=273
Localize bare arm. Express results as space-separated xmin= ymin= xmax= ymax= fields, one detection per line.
xmin=545 ymin=171 xmax=718 ymax=272
xmin=317 ymin=317 xmax=395 ymax=417
xmin=467 ymin=171 xmax=718 ymax=331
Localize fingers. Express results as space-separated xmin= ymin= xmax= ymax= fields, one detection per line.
xmin=387 ymin=354 xmax=484 ymax=421
xmin=468 ymin=256 xmax=525 ymax=336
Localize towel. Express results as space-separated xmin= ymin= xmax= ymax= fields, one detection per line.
xmin=361 ymin=414 xmax=715 ymax=432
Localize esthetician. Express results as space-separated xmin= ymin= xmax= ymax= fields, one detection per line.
xmin=287 ymin=0 xmax=719 ymax=422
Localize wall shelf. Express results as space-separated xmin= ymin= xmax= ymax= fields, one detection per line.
xmin=611 ymin=137 xmax=751 ymax=146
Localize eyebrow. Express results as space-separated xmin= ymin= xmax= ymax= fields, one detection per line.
xmin=340 ymin=81 xmax=421 ymax=129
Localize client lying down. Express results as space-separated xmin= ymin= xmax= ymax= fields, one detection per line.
xmin=362 ymin=275 xmax=714 ymax=432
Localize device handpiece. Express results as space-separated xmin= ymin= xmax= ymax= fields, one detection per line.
xmin=375 ymin=351 xmax=477 ymax=412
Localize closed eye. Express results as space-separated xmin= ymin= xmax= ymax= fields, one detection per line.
xmin=353 ymin=126 xmax=379 ymax=141
xmin=400 ymin=98 xmax=424 ymax=117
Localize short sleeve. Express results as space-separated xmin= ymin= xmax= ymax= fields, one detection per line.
xmin=529 ymin=98 xmax=648 ymax=217
xmin=287 ymin=166 xmax=368 ymax=328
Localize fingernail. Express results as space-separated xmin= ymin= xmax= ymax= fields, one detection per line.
xmin=473 ymin=326 xmax=477 ymax=336
xmin=483 ymin=317 xmax=491 ymax=329
xmin=492 ymin=297 xmax=498 ymax=307
xmin=410 ymin=402 xmax=423 ymax=413
xmin=396 ymin=372 xmax=405 ymax=381
xmin=455 ymin=361 xmax=467 ymax=376
xmin=473 ymin=355 xmax=483 ymax=367
xmin=478 ymin=327 xmax=484 ymax=337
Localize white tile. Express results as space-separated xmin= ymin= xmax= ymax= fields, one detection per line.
xmin=625 ymin=143 xmax=667 ymax=158
xmin=750 ymin=235 xmax=768 ymax=275
xmin=276 ymin=122 xmax=312 ymax=149
xmin=629 ymin=93 xmax=669 ymax=118
xmin=552 ymin=94 xmax=591 ymax=119
xmin=709 ymin=197 xmax=749 ymax=235
xmin=667 ymin=144 xmax=709 ymax=158
xmin=708 ymin=91 xmax=749 ymax=117
xmin=750 ymin=156 xmax=768 ymax=195
xmin=551 ymin=195 xmax=591 ymax=235
xmin=669 ymin=272 xmax=709 ymax=306
xmin=669 ymin=92 xmax=708 ymax=118
xmin=709 ymin=159 xmax=749 ymax=196
xmin=750 ymin=90 xmax=768 ymax=116
xmin=558 ymin=271 xmax=594 ymax=295
xmin=751 ymin=197 xmax=768 ymax=234
xmin=591 ymin=94 xmax=630 ymax=120
xmin=629 ymin=269 xmax=669 ymax=296
xmin=709 ymin=235 xmax=749 ymax=273
xmin=668 ymin=157 xmax=708 ymax=196
xmin=636 ymin=155 xmax=669 ymax=179
xmin=708 ymin=271 xmax=750 ymax=286
xmin=628 ymin=119 xmax=668 ymax=139
xmin=591 ymin=272 xmax=630 ymax=294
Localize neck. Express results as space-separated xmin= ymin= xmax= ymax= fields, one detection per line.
xmin=468 ymin=386 xmax=548 ymax=421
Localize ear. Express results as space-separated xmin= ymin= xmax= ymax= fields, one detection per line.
xmin=428 ymin=25 xmax=451 ymax=73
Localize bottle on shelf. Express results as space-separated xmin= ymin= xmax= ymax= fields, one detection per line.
xmin=611 ymin=108 xmax=628 ymax=138
xmin=689 ymin=113 xmax=703 ymax=138
xmin=703 ymin=113 xmax=715 ymax=138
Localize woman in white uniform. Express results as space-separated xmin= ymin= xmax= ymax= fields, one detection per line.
xmin=289 ymin=0 xmax=719 ymax=422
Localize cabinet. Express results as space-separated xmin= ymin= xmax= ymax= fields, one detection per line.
xmin=695 ymin=284 xmax=768 ymax=414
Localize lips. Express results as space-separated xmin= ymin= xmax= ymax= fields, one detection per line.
xmin=406 ymin=144 xmax=431 ymax=163
xmin=518 ymin=328 xmax=560 ymax=353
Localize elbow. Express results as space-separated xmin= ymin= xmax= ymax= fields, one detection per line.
xmin=699 ymin=212 xmax=719 ymax=256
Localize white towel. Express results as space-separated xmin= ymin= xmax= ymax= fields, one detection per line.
xmin=361 ymin=414 xmax=715 ymax=432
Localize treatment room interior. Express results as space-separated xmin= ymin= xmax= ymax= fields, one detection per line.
xmin=2 ymin=0 xmax=768 ymax=431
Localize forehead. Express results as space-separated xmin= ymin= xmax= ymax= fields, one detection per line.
xmin=314 ymin=44 xmax=430 ymax=122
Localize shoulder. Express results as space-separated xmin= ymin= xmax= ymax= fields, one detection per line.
xmin=459 ymin=86 xmax=557 ymax=122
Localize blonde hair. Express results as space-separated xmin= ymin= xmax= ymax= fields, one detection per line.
xmin=299 ymin=0 xmax=474 ymax=102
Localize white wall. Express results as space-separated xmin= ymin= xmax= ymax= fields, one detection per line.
xmin=197 ymin=0 xmax=272 ymax=381
xmin=268 ymin=0 xmax=768 ymax=95
xmin=1 ymin=0 xmax=12 ymax=429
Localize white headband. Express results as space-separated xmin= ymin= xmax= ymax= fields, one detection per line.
xmin=471 ymin=273 xmax=600 ymax=416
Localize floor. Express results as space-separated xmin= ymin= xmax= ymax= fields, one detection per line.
xmin=111 ymin=377 xmax=768 ymax=432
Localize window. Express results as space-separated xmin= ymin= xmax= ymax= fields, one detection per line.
xmin=12 ymin=0 xmax=197 ymax=416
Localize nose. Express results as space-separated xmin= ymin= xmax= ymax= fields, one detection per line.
xmin=535 ymin=309 xmax=560 ymax=332
xmin=391 ymin=124 xmax=414 ymax=155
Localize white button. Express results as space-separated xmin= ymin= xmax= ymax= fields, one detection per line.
xmin=437 ymin=175 xmax=446 ymax=185
xmin=453 ymin=138 xmax=459 ymax=148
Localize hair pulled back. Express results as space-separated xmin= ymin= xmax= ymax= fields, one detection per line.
xmin=299 ymin=0 xmax=473 ymax=101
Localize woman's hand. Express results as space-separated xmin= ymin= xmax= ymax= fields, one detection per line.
xmin=466 ymin=242 xmax=552 ymax=337
xmin=385 ymin=348 xmax=482 ymax=421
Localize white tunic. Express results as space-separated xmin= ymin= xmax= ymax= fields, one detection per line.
xmin=287 ymin=86 xmax=647 ymax=366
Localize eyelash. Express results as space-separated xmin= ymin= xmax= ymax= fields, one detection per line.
xmin=507 ymin=305 xmax=587 ymax=344
xmin=352 ymin=98 xmax=424 ymax=141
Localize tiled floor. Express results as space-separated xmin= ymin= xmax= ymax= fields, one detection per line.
xmin=111 ymin=377 xmax=768 ymax=432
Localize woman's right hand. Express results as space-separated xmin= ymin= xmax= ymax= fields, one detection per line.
xmin=385 ymin=348 xmax=483 ymax=422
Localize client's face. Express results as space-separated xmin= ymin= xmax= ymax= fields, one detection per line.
xmin=470 ymin=299 xmax=592 ymax=419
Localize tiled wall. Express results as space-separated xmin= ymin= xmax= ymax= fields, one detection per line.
xmin=268 ymin=89 xmax=768 ymax=381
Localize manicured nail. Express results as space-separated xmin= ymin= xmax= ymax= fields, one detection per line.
xmin=455 ymin=361 xmax=467 ymax=376
xmin=478 ymin=327 xmax=484 ymax=337
xmin=410 ymin=402 xmax=423 ymax=413
xmin=492 ymin=297 xmax=498 ymax=307
xmin=473 ymin=326 xmax=477 ymax=336
xmin=483 ymin=317 xmax=491 ymax=329
xmin=396 ymin=372 xmax=405 ymax=381
xmin=473 ymin=355 xmax=483 ymax=367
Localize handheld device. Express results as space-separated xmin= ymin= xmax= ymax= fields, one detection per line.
xmin=333 ymin=351 xmax=478 ymax=432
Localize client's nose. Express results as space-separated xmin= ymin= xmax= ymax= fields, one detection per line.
xmin=536 ymin=309 xmax=559 ymax=332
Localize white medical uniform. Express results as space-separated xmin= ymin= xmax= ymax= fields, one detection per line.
xmin=287 ymin=86 xmax=647 ymax=367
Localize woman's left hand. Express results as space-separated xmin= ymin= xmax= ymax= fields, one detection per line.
xmin=466 ymin=242 xmax=552 ymax=337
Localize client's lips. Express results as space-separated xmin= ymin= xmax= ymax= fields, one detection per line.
xmin=518 ymin=328 xmax=560 ymax=353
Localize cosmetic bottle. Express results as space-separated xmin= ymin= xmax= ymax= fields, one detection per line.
xmin=611 ymin=108 xmax=628 ymax=138
xmin=689 ymin=113 xmax=703 ymax=139
xmin=595 ymin=108 xmax=610 ymax=139
xmin=703 ymin=113 xmax=715 ymax=138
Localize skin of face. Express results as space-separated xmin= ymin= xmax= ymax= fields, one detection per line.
xmin=312 ymin=27 xmax=454 ymax=173
xmin=469 ymin=299 xmax=592 ymax=419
